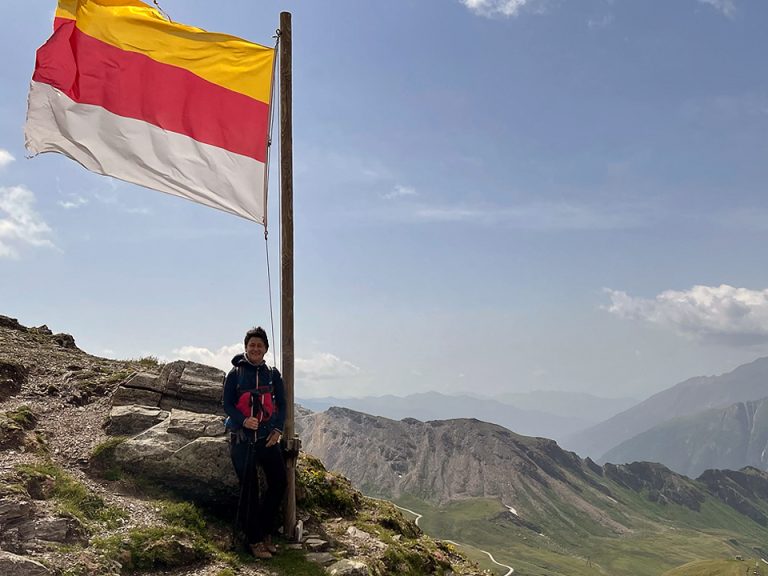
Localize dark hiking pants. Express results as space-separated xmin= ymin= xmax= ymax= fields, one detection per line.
xmin=230 ymin=436 xmax=287 ymax=544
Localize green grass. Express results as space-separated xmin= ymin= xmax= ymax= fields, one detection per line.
xmin=662 ymin=558 xmax=761 ymax=576
xmin=90 ymin=436 xmax=128 ymax=481
xmin=5 ymin=405 xmax=37 ymax=429
xmin=265 ymin=548 xmax=328 ymax=576
xmin=93 ymin=526 xmax=214 ymax=572
xmin=16 ymin=461 xmax=128 ymax=528
xmin=392 ymin=488 xmax=768 ymax=576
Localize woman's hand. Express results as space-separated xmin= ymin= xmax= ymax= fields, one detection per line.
xmin=243 ymin=417 xmax=260 ymax=430
xmin=266 ymin=429 xmax=282 ymax=448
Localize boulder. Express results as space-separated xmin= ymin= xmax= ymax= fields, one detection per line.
xmin=106 ymin=405 xmax=169 ymax=436
xmin=0 ymin=361 xmax=28 ymax=402
xmin=111 ymin=361 xmax=224 ymax=415
xmin=114 ymin=409 xmax=236 ymax=503
xmin=0 ymin=551 xmax=50 ymax=576
xmin=51 ymin=333 xmax=77 ymax=348
xmin=326 ymin=559 xmax=370 ymax=576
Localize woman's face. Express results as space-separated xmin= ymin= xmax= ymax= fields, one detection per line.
xmin=245 ymin=337 xmax=267 ymax=364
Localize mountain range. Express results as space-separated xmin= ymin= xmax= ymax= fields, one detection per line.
xmin=297 ymin=389 xmax=633 ymax=443
xmin=563 ymin=357 xmax=768 ymax=459
xmin=296 ymin=405 xmax=768 ymax=575
xmin=602 ymin=397 xmax=768 ymax=478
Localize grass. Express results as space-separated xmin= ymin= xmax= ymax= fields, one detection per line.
xmin=297 ymin=453 xmax=361 ymax=517
xmin=391 ymin=488 xmax=768 ymax=576
xmin=265 ymin=548 xmax=328 ymax=576
xmin=93 ymin=526 xmax=214 ymax=572
xmin=90 ymin=436 xmax=128 ymax=480
xmin=16 ymin=461 xmax=128 ymax=528
xmin=662 ymin=558 xmax=761 ymax=576
xmin=5 ymin=405 xmax=37 ymax=429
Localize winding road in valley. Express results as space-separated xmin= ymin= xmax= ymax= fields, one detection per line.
xmin=392 ymin=504 xmax=514 ymax=576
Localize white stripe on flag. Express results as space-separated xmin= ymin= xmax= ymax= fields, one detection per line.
xmin=25 ymin=81 xmax=267 ymax=223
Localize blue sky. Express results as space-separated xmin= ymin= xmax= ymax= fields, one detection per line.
xmin=2 ymin=0 xmax=768 ymax=399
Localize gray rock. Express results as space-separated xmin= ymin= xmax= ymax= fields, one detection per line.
xmin=0 ymin=551 xmax=50 ymax=576
xmin=305 ymin=538 xmax=329 ymax=552
xmin=51 ymin=333 xmax=77 ymax=349
xmin=0 ymin=498 xmax=34 ymax=527
xmin=306 ymin=552 xmax=336 ymax=565
xmin=106 ymin=405 xmax=169 ymax=436
xmin=114 ymin=409 xmax=236 ymax=503
xmin=345 ymin=526 xmax=372 ymax=540
xmin=111 ymin=386 xmax=162 ymax=408
xmin=33 ymin=517 xmax=83 ymax=544
xmin=111 ymin=361 xmax=224 ymax=415
xmin=0 ymin=361 xmax=27 ymax=401
xmin=326 ymin=559 xmax=369 ymax=576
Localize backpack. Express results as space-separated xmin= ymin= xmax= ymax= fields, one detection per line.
xmin=224 ymin=365 xmax=276 ymax=428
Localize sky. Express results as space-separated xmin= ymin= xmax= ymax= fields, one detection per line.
xmin=2 ymin=0 xmax=768 ymax=400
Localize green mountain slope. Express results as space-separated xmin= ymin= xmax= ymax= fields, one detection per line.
xmin=299 ymin=407 xmax=768 ymax=575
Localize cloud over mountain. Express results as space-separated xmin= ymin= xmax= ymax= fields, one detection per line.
xmin=605 ymin=284 xmax=768 ymax=345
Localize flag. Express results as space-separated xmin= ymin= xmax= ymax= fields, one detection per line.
xmin=25 ymin=0 xmax=275 ymax=224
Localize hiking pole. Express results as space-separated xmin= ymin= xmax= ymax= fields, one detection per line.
xmin=232 ymin=435 xmax=254 ymax=549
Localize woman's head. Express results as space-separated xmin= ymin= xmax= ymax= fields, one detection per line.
xmin=244 ymin=326 xmax=269 ymax=364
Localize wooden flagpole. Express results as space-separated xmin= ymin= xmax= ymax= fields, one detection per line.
xmin=279 ymin=11 xmax=299 ymax=541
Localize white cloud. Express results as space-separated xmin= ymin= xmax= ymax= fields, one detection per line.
xmin=412 ymin=201 xmax=647 ymax=230
xmin=698 ymin=0 xmax=736 ymax=17
xmin=58 ymin=195 xmax=89 ymax=210
xmin=0 ymin=186 xmax=55 ymax=258
xmin=460 ymin=0 xmax=536 ymax=18
xmin=382 ymin=185 xmax=417 ymax=201
xmin=587 ymin=14 xmax=613 ymax=30
xmin=173 ymin=342 xmax=259 ymax=372
xmin=604 ymin=284 xmax=768 ymax=345
xmin=297 ymin=353 xmax=361 ymax=380
xmin=0 ymin=149 xmax=14 ymax=169
xmin=171 ymin=345 xmax=361 ymax=396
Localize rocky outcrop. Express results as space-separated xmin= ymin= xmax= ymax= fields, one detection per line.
xmin=113 ymin=409 xmax=236 ymax=504
xmin=0 ymin=495 xmax=84 ymax=555
xmin=112 ymin=361 xmax=224 ymax=415
xmin=603 ymin=461 xmax=706 ymax=510
xmin=698 ymin=467 xmax=768 ymax=525
xmin=0 ymin=551 xmax=50 ymax=576
xmin=0 ymin=361 xmax=27 ymax=402
xmin=104 ymin=360 xmax=236 ymax=504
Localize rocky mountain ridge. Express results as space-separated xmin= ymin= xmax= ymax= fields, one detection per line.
xmin=297 ymin=404 xmax=768 ymax=556
xmin=602 ymin=396 xmax=768 ymax=478
xmin=564 ymin=356 xmax=768 ymax=458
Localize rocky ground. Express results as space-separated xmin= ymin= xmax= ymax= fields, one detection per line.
xmin=0 ymin=315 xmax=482 ymax=576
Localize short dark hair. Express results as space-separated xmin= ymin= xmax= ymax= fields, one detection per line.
xmin=244 ymin=326 xmax=269 ymax=349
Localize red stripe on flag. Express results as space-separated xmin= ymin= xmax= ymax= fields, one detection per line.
xmin=34 ymin=19 xmax=270 ymax=163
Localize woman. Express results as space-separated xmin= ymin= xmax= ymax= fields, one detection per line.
xmin=223 ymin=326 xmax=286 ymax=559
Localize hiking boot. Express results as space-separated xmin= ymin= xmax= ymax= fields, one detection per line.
xmin=250 ymin=542 xmax=272 ymax=559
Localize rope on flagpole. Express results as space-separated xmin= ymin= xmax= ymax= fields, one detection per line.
xmin=152 ymin=1 xmax=173 ymax=23
xmin=263 ymin=30 xmax=282 ymax=370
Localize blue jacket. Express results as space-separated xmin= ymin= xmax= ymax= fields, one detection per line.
xmin=223 ymin=353 xmax=286 ymax=440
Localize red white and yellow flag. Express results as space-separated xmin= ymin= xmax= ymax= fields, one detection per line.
xmin=25 ymin=0 xmax=275 ymax=224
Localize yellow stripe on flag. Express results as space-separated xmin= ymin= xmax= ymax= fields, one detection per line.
xmin=66 ymin=0 xmax=274 ymax=104
xmin=55 ymin=0 xmax=78 ymax=20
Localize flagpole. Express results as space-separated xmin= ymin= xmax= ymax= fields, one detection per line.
xmin=279 ymin=10 xmax=299 ymax=541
